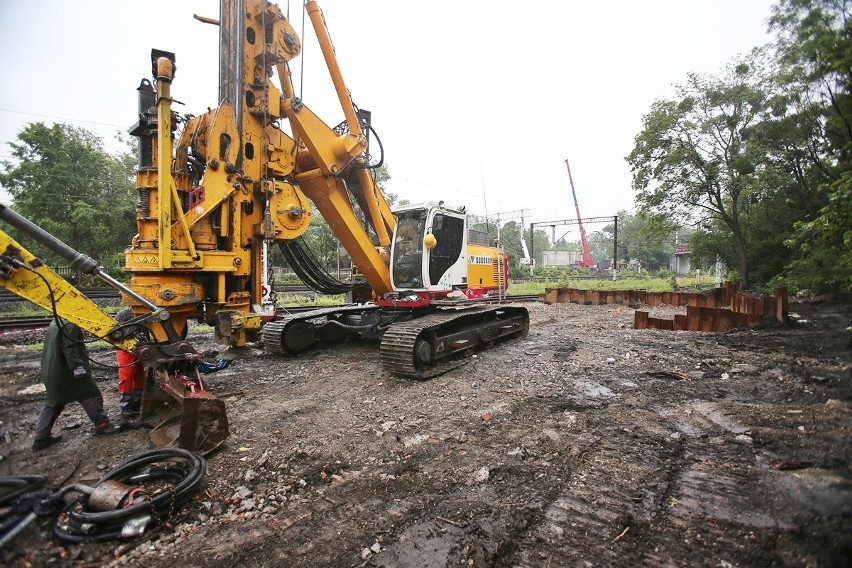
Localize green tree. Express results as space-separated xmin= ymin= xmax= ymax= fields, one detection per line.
xmin=599 ymin=210 xmax=676 ymax=272
xmin=769 ymin=0 xmax=852 ymax=292
xmin=526 ymin=227 xmax=550 ymax=271
xmin=588 ymin=230 xmax=613 ymax=267
xmin=0 ymin=123 xmax=136 ymax=272
xmin=627 ymin=51 xmax=782 ymax=289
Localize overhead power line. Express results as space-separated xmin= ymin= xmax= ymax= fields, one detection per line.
xmin=0 ymin=108 xmax=126 ymax=130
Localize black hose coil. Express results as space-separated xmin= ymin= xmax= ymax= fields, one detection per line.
xmin=54 ymin=448 xmax=206 ymax=544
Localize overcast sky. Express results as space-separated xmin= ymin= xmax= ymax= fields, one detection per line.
xmin=0 ymin=0 xmax=776 ymax=236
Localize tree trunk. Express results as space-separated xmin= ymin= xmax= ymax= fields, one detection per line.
xmin=731 ymin=224 xmax=750 ymax=290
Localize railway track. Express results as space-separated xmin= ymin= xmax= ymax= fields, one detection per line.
xmin=0 ymin=316 xmax=56 ymax=332
xmin=0 ymin=294 xmax=542 ymax=333
xmin=0 ymin=284 xmax=324 ymax=304
xmin=0 ymin=287 xmax=121 ymax=303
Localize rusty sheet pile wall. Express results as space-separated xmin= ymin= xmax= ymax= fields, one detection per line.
xmin=542 ymin=283 xmax=788 ymax=332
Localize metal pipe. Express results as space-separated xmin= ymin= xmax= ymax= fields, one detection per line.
xmin=136 ymin=80 xmax=155 ymax=169
xmin=0 ymin=204 xmax=159 ymax=311
xmin=356 ymin=168 xmax=390 ymax=247
xmin=612 ymin=215 xmax=618 ymax=274
xmin=305 ymin=1 xmax=362 ymax=139
xmin=1 ymin=204 xmax=99 ymax=274
xmin=0 ymin=512 xmax=37 ymax=549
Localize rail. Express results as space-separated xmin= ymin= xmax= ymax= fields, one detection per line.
xmin=0 ymin=295 xmax=544 ymax=333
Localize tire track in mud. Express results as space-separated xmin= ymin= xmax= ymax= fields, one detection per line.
xmin=508 ymin=408 xmax=688 ymax=567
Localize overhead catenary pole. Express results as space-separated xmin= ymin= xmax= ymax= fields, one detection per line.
xmin=530 ymin=215 xmax=617 ymax=273
xmin=612 ymin=215 xmax=618 ymax=279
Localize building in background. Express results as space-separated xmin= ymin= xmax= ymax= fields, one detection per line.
xmin=672 ymin=244 xmax=691 ymax=275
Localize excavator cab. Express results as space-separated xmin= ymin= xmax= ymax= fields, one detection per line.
xmin=390 ymin=203 xmax=468 ymax=292
xmin=391 ymin=208 xmax=427 ymax=289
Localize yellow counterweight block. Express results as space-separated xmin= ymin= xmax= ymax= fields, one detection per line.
xmin=466 ymin=244 xmax=507 ymax=290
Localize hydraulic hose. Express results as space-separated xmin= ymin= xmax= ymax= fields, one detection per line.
xmin=54 ymin=448 xmax=206 ymax=544
xmin=279 ymin=238 xmax=354 ymax=295
xmin=0 ymin=476 xmax=46 ymax=507
xmin=0 ymin=476 xmax=48 ymax=550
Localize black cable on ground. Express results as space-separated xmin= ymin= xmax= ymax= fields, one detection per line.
xmin=0 ymin=476 xmax=46 ymax=507
xmin=0 ymin=476 xmax=49 ymax=550
xmin=53 ymin=448 xmax=206 ymax=544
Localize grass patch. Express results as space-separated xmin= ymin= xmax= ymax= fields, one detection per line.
xmin=277 ymin=294 xmax=346 ymax=306
xmin=508 ymin=275 xmax=718 ymax=296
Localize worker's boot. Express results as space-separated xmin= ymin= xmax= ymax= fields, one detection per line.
xmin=95 ymin=419 xmax=122 ymax=435
xmin=120 ymin=394 xmax=136 ymax=417
xmin=32 ymin=434 xmax=62 ymax=451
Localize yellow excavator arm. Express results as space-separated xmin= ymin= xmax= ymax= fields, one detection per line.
xmin=1 ymin=231 xmax=140 ymax=355
xmin=0 ymin=204 xmax=228 ymax=454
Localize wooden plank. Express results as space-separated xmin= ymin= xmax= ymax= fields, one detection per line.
xmin=776 ymin=286 xmax=788 ymax=323
xmin=686 ymin=306 xmax=701 ymax=331
xmin=569 ymin=288 xmax=581 ymax=304
xmin=699 ymin=307 xmax=716 ymax=332
xmin=543 ymin=289 xmax=557 ymax=304
xmin=714 ymin=308 xmax=733 ymax=332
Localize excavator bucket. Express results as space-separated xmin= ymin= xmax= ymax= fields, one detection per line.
xmin=141 ymin=367 xmax=230 ymax=455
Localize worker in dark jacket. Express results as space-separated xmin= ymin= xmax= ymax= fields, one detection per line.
xmin=31 ymin=318 xmax=120 ymax=451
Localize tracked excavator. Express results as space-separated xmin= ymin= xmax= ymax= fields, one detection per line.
xmin=125 ymin=0 xmax=529 ymax=379
xmin=1 ymin=0 xmax=528 ymax=454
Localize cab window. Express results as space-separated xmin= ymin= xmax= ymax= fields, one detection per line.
xmin=428 ymin=213 xmax=464 ymax=285
xmin=392 ymin=209 xmax=426 ymax=288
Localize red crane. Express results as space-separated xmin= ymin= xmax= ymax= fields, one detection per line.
xmin=565 ymin=159 xmax=595 ymax=268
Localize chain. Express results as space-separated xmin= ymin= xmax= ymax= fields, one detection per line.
xmin=268 ymin=252 xmax=278 ymax=308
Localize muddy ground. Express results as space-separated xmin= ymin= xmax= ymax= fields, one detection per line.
xmin=1 ymin=298 xmax=850 ymax=567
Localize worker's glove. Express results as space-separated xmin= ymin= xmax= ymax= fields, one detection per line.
xmin=72 ymin=366 xmax=87 ymax=379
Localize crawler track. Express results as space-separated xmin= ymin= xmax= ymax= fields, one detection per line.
xmin=259 ymin=303 xmax=530 ymax=378
xmin=380 ymin=304 xmax=529 ymax=378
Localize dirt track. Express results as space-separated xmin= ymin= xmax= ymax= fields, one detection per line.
xmin=2 ymin=298 xmax=851 ymax=567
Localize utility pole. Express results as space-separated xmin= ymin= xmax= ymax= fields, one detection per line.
xmin=612 ymin=215 xmax=618 ymax=280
